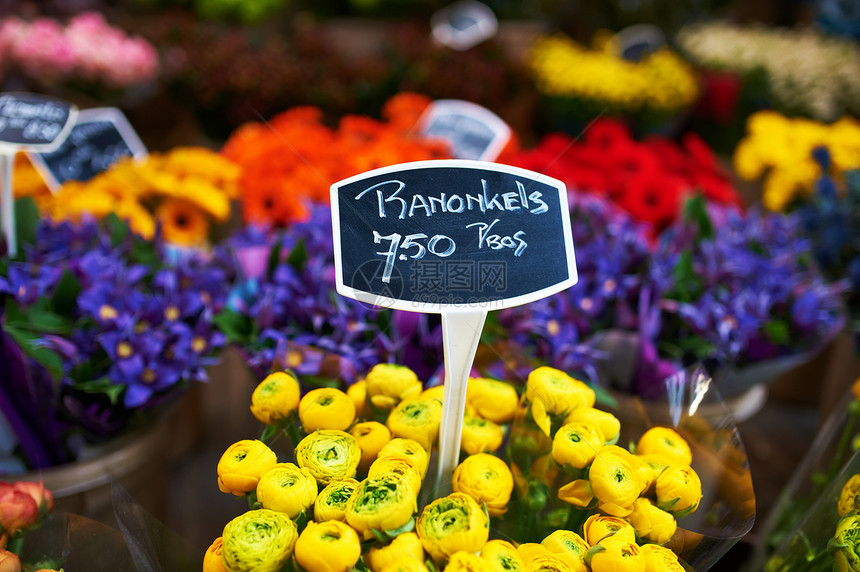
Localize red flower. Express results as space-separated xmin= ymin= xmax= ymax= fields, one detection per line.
xmin=583 ymin=118 xmax=632 ymax=149
xmin=694 ymin=71 xmax=742 ymax=125
xmin=618 ymin=172 xmax=686 ymax=233
xmin=0 ymin=484 xmax=39 ymax=535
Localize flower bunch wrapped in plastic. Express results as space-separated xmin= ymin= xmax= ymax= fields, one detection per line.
xmin=0 ymin=209 xmax=229 ymax=471
xmin=0 ymin=481 xmax=60 ymax=571
xmin=527 ymin=31 xmax=699 ymax=133
xmin=206 ymin=362 xmax=754 ymax=571
xmin=39 ymin=147 xmax=240 ymax=248
xmin=220 ymin=93 xmax=451 ymax=228
xmin=0 ymin=11 xmax=159 ymax=91
xmin=505 ymin=118 xmax=742 ymax=234
xmin=676 ymin=21 xmax=860 ymax=123
xmin=732 ymin=110 xmax=860 ymax=211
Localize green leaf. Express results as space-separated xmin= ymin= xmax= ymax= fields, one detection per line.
xmin=213 ymin=308 xmax=253 ymax=344
xmin=682 ymin=193 xmax=714 ymax=240
xmin=24 ymin=308 xmax=70 ymax=334
xmin=669 ymin=251 xmax=701 ymax=302
xmin=104 ymin=213 xmax=130 ymax=246
xmin=3 ymin=324 xmax=63 ymax=380
xmin=74 ymin=378 xmax=125 ymax=405
xmin=267 ymin=239 xmax=283 ymax=276
xmin=50 ymin=269 xmax=82 ymax=317
xmin=765 ymin=320 xmax=790 ymax=345
xmin=13 ymin=197 xmax=39 ymax=252
xmin=287 ymin=239 xmax=307 ymax=271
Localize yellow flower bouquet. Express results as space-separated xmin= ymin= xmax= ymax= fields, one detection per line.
xmin=206 ymin=360 xmax=754 ymax=572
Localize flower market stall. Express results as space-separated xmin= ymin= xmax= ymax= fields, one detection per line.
xmin=0 ymin=1 xmax=859 ymax=571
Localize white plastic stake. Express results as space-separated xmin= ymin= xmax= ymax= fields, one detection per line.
xmin=1 ymin=152 xmax=15 ymax=257
xmin=435 ymin=309 xmax=487 ymax=495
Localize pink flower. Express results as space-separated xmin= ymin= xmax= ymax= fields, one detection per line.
xmin=10 ymin=481 xmax=53 ymax=514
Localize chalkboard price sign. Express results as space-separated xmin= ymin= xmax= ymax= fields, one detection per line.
xmin=419 ymin=99 xmax=511 ymax=162
xmin=0 ymin=92 xmax=76 ymax=152
xmin=30 ymin=107 xmax=147 ymax=189
xmin=331 ymin=160 xmax=577 ymax=313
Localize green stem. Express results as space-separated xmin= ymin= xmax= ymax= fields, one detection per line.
xmin=821 ymin=409 xmax=858 ymax=497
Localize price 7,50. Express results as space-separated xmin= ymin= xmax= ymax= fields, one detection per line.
xmin=374 ymin=231 xmax=455 ymax=283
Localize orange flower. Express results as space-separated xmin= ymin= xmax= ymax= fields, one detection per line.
xmin=155 ymin=198 xmax=210 ymax=247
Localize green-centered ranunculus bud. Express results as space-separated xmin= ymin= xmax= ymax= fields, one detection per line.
xmin=314 ymin=478 xmax=359 ymax=522
xmin=480 ymin=539 xmax=525 ymax=572
xmin=551 ymin=421 xmax=604 ymax=469
xmin=217 ymin=440 xmax=278 ymax=496
xmin=299 ymin=387 xmax=356 ymax=433
xmin=840 ymin=475 xmax=860 ymax=517
xmin=466 ymin=376 xmax=519 ymax=423
xmin=636 ymin=427 xmax=692 ymax=467
xmin=365 ymin=532 xmax=426 ymax=572
xmin=416 ymin=493 xmax=489 ymax=563
xmin=830 ymin=513 xmax=860 ymax=571
xmin=564 ymin=407 xmax=620 ymax=445
xmin=366 ymin=363 xmax=422 ymax=410
xmin=541 ymin=530 xmax=588 ymax=572
xmin=521 ymin=551 xmax=576 ymax=572
xmin=221 ymin=509 xmax=298 ymax=572
xmin=640 ymin=544 xmax=685 ymax=571
xmin=588 ymin=446 xmax=641 ymax=516
xmin=587 ymin=538 xmax=645 ymax=572
xmin=582 ymin=514 xmax=636 ymax=546
xmin=557 ymin=479 xmax=594 ymax=508
xmin=369 ymin=455 xmax=424 ymax=498
xmin=250 ymin=371 xmax=300 ymax=425
xmin=294 ymin=520 xmax=362 ymax=572
xmin=387 ymin=397 xmax=443 ymax=450
xmin=256 ymin=463 xmax=318 ymax=519
xmin=451 ymin=453 xmax=513 ymax=517
xmin=655 ymin=464 xmax=702 ymax=515
xmin=345 ymin=472 xmax=417 ymax=538
xmin=446 ymin=551 xmax=490 ymax=572
xmin=295 ymin=430 xmax=361 ymax=485
xmin=353 ymin=421 xmax=393 ymax=472
xmin=636 ymin=453 xmax=674 ymax=494
xmin=461 ymin=414 xmax=505 ymax=455
xmin=626 ymin=497 xmax=677 ymax=544
xmin=379 ymin=438 xmax=430 ymax=478
xmin=202 ymin=537 xmax=229 ymax=572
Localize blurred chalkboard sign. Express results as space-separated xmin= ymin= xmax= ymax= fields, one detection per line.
xmin=0 ymin=92 xmax=76 ymax=152
xmin=29 ymin=107 xmax=147 ymax=189
xmin=615 ymin=24 xmax=666 ymax=61
xmin=431 ymin=0 xmax=498 ymax=51
xmin=331 ymin=159 xmax=577 ymax=312
xmin=419 ymin=99 xmax=511 ymax=162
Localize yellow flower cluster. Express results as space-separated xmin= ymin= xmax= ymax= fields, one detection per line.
xmin=828 ymin=476 xmax=860 ymax=572
xmin=25 ymin=147 xmax=240 ymax=247
xmin=208 ymin=364 xmax=699 ymax=572
xmin=732 ymin=111 xmax=860 ymax=211
xmin=527 ymin=32 xmax=699 ymax=115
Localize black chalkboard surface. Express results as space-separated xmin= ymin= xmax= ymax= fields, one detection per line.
xmin=331 ymin=160 xmax=577 ymax=312
xmin=0 ymin=92 xmax=76 ymax=152
xmin=419 ymin=99 xmax=511 ymax=162
xmin=29 ymin=107 xmax=147 ymax=188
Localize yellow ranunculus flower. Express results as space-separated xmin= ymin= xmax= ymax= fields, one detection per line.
xmin=588 ymin=447 xmax=641 ymax=516
xmin=639 ymin=544 xmax=685 ymax=571
xmin=379 ymin=438 xmax=430 ymax=478
xmin=295 ymin=430 xmax=361 ymax=485
xmin=221 ymin=509 xmax=298 ymax=572
xmin=451 ymin=453 xmax=513 ymax=517
xmin=299 ymin=387 xmax=356 ymax=433
xmin=636 ymin=427 xmax=692 ymax=466
xmin=557 ymin=479 xmax=593 ymax=508
xmin=522 ymin=552 xmax=575 ymax=572
xmin=446 ymin=551 xmax=490 ymax=572
xmin=256 ymin=463 xmax=318 ymax=519
xmin=348 ymin=379 xmax=369 ymax=419
xmin=380 ymin=556 xmax=430 ymax=572
xmin=466 ymin=377 xmax=519 ymax=423
xmin=203 ymin=537 xmax=229 ymax=572
xmin=217 ymin=440 xmax=278 ymax=496
xmin=541 ymin=531 xmax=587 ymax=572
xmin=294 ymin=520 xmax=361 ymax=572
xmin=250 ymin=371 xmax=301 ymax=425
xmin=417 ymin=493 xmax=489 ymax=563
xmin=421 ymin=384 xmax=446 ymax=403
xmin=627 ymin=498 xmax=677 ymax=544
xmin=551 ymin=421 xmax=604 ymax=469
xmin=365 ymin=532 xmax=426 ymax=572
xmin=517 ymin=543 xmax=550 ymax=562
xmin=386 ymin=397 xmax=443 ymax=450
xmin=480 ymin=539 xmax=525 ymax=572
xmin=530 ymin=453 xmax=560 ymax=490
xmin=564 ymin=408 xmax=620 ymax=445
xmin=314 ymin=478 xmax=359 ymax=522
xmin=526 ymin=367 xmax=595 ymax=437
xmin=345 ymin=473 xmax=417 ymax=537
xmin=655 ymin=464 xmax=702 ymax=515
xmin=461 ymin=414 xmax=505 ymax=455
xmin=588 ymin=538 xmax=645 ymax=572
xmin=637 ymin=454 xmax=673 ymax=493
xmin=582 ymin=514 xmax=636 ymax=546
xmin=830 ymin=513 xmax=860 ymax=572
xmin=369 ymin=455 xmax=424 ymax=498
xmin=840 ymin=475 xmax=860 ymax=517
xmin=366 ymin=363 xmax=422 ymax=410
xmin=353 ymin=421 xmax=393 ymax=472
